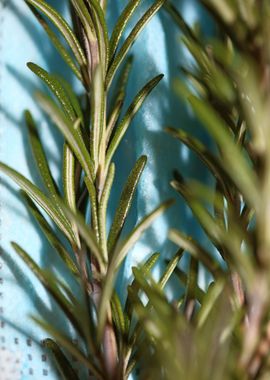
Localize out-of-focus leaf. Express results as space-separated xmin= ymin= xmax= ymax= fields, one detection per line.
xmin=159 ymin=249 xmax=184 ymax=289
xmin=111 ymin=292 xmax=126 ymax=337
xmin=166 ymin=127 xmax=232 ymax=199
xmin=189 ymin=95 xmax=259 ymax=207
xmin=43 ymin=339 xmax=79 ymax=380
xmin=125 ymin=252 xmax=160 ymax=317
xmin=34 ymin=318 xmax=102 ymax=380
xmin=169 ymin=229 xmax=223 ymax=277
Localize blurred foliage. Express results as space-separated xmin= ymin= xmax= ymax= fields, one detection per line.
xmin=135 ymin=1 xmax=270 ymax=379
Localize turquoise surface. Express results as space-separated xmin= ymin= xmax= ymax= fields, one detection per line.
xmin=0 ymin=1 xmax=213 ymax=378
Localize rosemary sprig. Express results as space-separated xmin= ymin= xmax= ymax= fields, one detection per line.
xmin=0 ymin=1 xmax=170 ymax=378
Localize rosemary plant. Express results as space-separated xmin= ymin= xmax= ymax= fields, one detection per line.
xmin=0 ymin=0 xmax=173 ymax=379
xmin=3 ymin=0 xmax=270 ymax=379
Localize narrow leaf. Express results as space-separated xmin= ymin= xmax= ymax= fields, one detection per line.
xmin=159 ymin=248 xmax=184 ymax=289
xmin=106 ymin=0 xmax=165 ymax=88
xmin=107 ymin=55 xmax=134 ymax=142
xmin=25 ymin=111 xmax=60 ymax=201
xmin=109 ymin=0 xmax=142 ymax=59
xmin=22 ymin=192 xmax=79 ymax=277
xmin=0 ymin=163 xmax=76 ymax=244
xmin=36 ymin=92 xmax=94 ymax=180
xmin=106 ymin=75 xmax=163 ymax=169
xmin=166 ymin=127 xmax=232 ymax=199
xmin=189 ymin=95 xmax=259 ymax=207
xmin=43 ymin=339 xmax=79 ymax=380
xmin=12 ymin=243 xmax=82 ymax=335
xmin=113 ymin=199 xmax=174 ymax=270
xmin=169 ymin=229 xmax=223 ymax=277
xmin=26 ymin=5 xmax=82 ymax=81
xmin=98 ymin=163 xmax=115 ymax=261
xmin=34 ymin=318 xmax=102 ymax=380
xmin=26 ymin=0 xmax=87 ymax=67
xmin=28 ymin=63 xmax=76 ymax=121
xmin=108 ymin=155 xmax=147 ymax=254
xmin=111 ymin=292 xmax=126 ymax=336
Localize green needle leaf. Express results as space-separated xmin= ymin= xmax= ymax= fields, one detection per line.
xmin=26 ymin=5 xmax=83 ymax=82
xmin=22 ymin=193 xmax=79 ymax=277
xmin=109 ymin=0 xmax=142 ymax=59
xmin=28 ymin=63 xmax=76 ymax=121
xmin=90 ymin=65 xmax=106 ymax=171
xmin=189 ymin=95 xmax=259 ymax=207
xmin=108 ymin=155 xmax=147 ymax=254
xmin=107 ymin=55 xmax=134 ymax=143
xmin=106 ymin=75 xmax=163 ymax=169
xmin=36 ymin=92 xmax=94 ymax=181
xmin=169 ymin=229 xmax=223 ymax=277
xmin=60 ymin=203 xmax=106 ymax=274
xmin=0 ymin=163 xmax=76 ymax=244
xmin=113 ymin=199 xmax=174 ymax=270
xmin=111 ymin=292 xmax=126 ymax=337
xmin=98 ymin=163 xmax=115 ymax=261
xmin=25 ymin=111 xmax=60 ymax=201
xmin=159 ymin=249 xmax=184 ymax=290
xmin=43 ymin=339 xmax=79 ymax=380
xmin=12 ymin=243 xmax=82 ymax=334
xmin=25 ymin=0 xmax=87 ymax=68
xmin=34 ymin=319 xmax=103 ymax=380
xmin=166 ymin=127 xmax=232 ymax=199
xmin=106 ymin=0 xmax=165 ymax=89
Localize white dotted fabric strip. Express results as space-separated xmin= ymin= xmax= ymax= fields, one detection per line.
xmin=0 ymin=348 xmax=22 ymax=380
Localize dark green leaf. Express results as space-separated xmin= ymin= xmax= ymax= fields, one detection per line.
xmin=108 ymin=155 xmax=147 ymax=255
xmin=106 ymin=75 xmax=163 ymax=169
xmin=0 ymin=163 xmax=76 ymax=244
xmin=106 ymin=0 xmax=166 ymax=88
xmin=26 ymin=5 xmax=83 ymax=81
xmin=36 ymin=92 xmax=94 ymax=180
xmin=12 ymin=243 xmax=83 ymax=335
xmin=26 ymin=0 xmax=87 ymax=67
xmin=43 ymin=339 xmax=79 ymax=380
xmin=109 ymin=0 xmax=142 ymax=59
xmin=22 ymin=192 xmax=79 ymax=277
xmin=189 ymin=95 xmax=259 ymax=207
xmin=169 ymin=229 xmax=223 ymax=277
